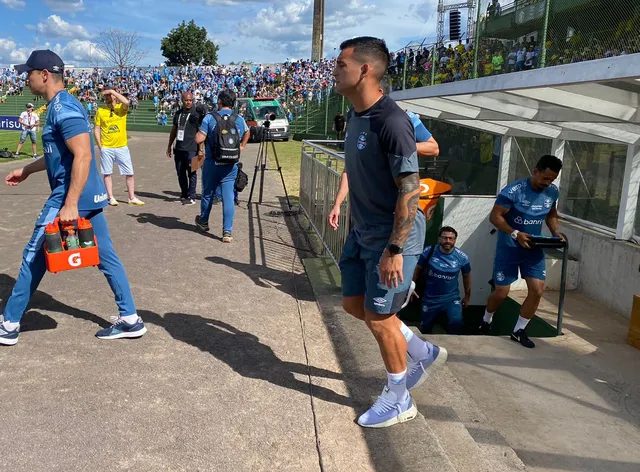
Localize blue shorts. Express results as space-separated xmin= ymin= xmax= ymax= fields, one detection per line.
xmin=421 ymin=298 xmax=463 ymax=333
xmin=339 ymin=231 xmax=419 ymax=315
xmin=493 ymin=246 xmax=545 ymax=286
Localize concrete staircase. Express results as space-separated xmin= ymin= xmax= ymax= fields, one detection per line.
xmin=301 ymin=256 xmax=526 ymax=472
xmin=411 ymin=330 xmax=526 ymax=472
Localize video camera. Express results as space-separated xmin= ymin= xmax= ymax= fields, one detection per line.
xmin=262 ymin=112 xmax=277 ymax=128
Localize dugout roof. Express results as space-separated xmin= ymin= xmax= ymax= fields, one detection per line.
xmin=390 ymin=53 xmax=640 ymax=145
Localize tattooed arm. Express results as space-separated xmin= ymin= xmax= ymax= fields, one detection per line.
xmin=389 ymin=172 xmax=421 ymax=247
xmin=379 ymin=171 xmax=421 ymax=288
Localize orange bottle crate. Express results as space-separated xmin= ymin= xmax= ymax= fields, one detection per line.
xmin=44 ymin=218 xmax=100 ymax=273
xmin=419 ymin=178 xmax=452 ymax=221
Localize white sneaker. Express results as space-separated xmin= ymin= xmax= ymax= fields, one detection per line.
xmin=108 ymin=197 xmax=119 ymax=206
xmin=406 ymin=345 xmax=448 ymax=390
xmin=357 ymin=386 xmax=417 ymax=428
xmin=128 ymin=197 xmax=145 ymax=206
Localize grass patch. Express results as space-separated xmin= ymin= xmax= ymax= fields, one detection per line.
xmin=0 ymin=130 xmax=41 ymax=158
xmin=259 ymin=139 xmax=302 ymax=197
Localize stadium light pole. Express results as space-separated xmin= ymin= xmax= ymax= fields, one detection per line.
xmin=311 ymin=0 xmax=324 ymax=61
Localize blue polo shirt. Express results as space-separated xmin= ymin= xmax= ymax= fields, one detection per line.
xmin=407 ymin=111 xmax=432 ymax=142
xmin=199 ymin=108 xmax=247 ymax=161
xmin=418 ymin=245 xmax=471 ymax=303
xmin=495 ymin=177 xmax=559 ymax=248
xmin=42 ymin=90 xmax=108 ymax=210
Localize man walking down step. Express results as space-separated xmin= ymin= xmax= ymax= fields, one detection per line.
xmin=480 ymin=154 xmax=563 ymax=348
xmin=333 ymin=36 xmax=447 ymax=429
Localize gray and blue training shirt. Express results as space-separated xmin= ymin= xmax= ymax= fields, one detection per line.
xmin=344 ymin=95 xmax=426 ymax=255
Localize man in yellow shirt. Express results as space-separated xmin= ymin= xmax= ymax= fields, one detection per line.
xmin=93 ymin=87 xmax=144 ymax=206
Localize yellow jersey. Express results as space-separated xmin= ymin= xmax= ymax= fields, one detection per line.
xmin=95 ymin=103 xmax=128 ymax=148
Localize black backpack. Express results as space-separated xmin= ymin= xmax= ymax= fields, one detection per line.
xmin=235 ymin=162 xmax=249 ymax=193
xmin=211 ymin=112 xmax=240 ymax=163
xmin=0 ymin=148 xmax=13 ymax=159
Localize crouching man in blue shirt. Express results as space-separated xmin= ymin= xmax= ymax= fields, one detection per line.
xmin=0 ymin=50 xmax=146 ymax=345
xmin=413 ymin=226 xmax=471 ymax=334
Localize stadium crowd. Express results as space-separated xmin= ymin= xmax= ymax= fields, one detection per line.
xmin=0 ymin=58 xmax=336 ymax=121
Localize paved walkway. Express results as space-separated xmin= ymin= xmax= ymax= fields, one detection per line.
xmin=0 ymin=133 xmax=372 ymax=471
xmin=1 ymin=132 xmax=639 ymax=472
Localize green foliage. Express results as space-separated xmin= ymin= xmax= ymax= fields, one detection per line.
xmin=161 ymin=20 xmax=219 ymax=66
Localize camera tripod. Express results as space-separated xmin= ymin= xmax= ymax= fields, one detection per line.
xmin=247 ymin=123 xmax=292 ymax=210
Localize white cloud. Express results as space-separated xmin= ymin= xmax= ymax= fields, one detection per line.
xmin=0 ymin=38 xmax=29 ymax=64
xmin=0 ymin=0 xmax=26 ymax=9
xmin=37 ymin=15 xmax=91 ymax=40
xmin=59 ymin=39 xmax=106 ymax=64
xmin=237 ymin=0 xmax=313 ymax=58
xmin=44 ymin=0 xmax=85 ymax=11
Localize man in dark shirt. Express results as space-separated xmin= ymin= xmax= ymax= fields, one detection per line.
xmin=333 ymin=111 xmax=346 ymax=140
xmin=166 ymin=91 xmax=206 ymax=204
xmin=333 ymin=36 xmax=447 ymax=429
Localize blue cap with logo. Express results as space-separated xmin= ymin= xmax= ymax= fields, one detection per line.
xmin=15 ymin=49 xmax=64 ymax=75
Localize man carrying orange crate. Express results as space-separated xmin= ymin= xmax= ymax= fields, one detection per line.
xmin=0 ymin=50 xmax=147 ymax=346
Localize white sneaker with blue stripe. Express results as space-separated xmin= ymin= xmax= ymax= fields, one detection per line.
xmin=95 ymin=317 xmax=147 ymax=340
xmin=0 ymin=316 xmax=20 ymax=346
xmin=406 ymin=345 xmax=448 ymax=391
xmin=357 ymin=386 xmax=418 ymax=428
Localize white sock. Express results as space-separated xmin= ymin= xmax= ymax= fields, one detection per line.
xmin=513 ymin=315 xmax=530 ymax=333
xmin=399 ymin=322 xmax=432 ymax=360
xmin=120 ymin=314 xmax=139 ymax=325
xmin=483 ymin=309 xmax=494 ymax=324
xmin=387 ymin=369 xmax=408 ymax=401
xmin=3 ymin=320 xmax=19 ymax=331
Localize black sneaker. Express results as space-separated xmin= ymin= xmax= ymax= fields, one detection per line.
xmin=478 ymin=320 xmax=491 ymax=335
xmin=510 ymin=329 xmax=535 ymax=348
xmin=195 ymin=215 xmax=209 ymax=232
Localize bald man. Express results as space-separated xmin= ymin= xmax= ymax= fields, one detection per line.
xmin=167 ymin=92 xmax=207 ymax=204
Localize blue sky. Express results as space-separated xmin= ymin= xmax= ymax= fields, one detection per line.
xmin=0 ymin=0 xmax=460 ymax=67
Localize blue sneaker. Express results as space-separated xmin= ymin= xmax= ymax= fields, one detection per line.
xmin=0 ymin=318 xmax=20 ymax=346
xmin=406 ymin=345 xmax=448 ymax=391
xmin=96 ymin=317 xmax=147 ymax=340
xmin=357 ymin=386 xmax=417 ymax=428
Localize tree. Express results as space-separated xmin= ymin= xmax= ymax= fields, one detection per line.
xmin=97 ymin=29 xmax=145 ymax=68
xmin=161 ymin=20 xmax=219 ymax=66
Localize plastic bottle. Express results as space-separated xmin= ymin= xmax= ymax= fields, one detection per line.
xmin=64 ymin=225 xmax=80 ymax=249
xmin=77 ymin=218 xmax=96 ymax=248
xmin=45 ymin=223 xmax=63 ymax=253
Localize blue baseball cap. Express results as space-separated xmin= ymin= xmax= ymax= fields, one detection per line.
xmin=15 ymin=49 xmax=64 ymax=75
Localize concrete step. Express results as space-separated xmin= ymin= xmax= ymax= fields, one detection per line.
xmin=411 ymin=331 xmax=526 ymax=472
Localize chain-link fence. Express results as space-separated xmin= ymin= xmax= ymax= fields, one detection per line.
xmin=475 ymin=0 xmax=639 ymax=77
xmin=286 ymin=1 xmax=640 ymax=135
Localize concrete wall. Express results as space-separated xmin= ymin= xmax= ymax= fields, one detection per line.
xmin=560 ymin=220 xmax=640 ymax=318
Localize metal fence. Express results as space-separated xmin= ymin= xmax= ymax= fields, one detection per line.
xmin=387 ymin=0 xmax=640 ymax=90
xmin=298 ymin=140 xmax=348 ymax=265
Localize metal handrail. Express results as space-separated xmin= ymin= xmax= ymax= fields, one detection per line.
xmin=299 ymin=140 xmax=350 ymax=266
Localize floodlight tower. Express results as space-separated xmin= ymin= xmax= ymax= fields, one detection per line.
xmin=437 ymin=0 xmax=477 ymax=43
xmin=311 ymin=0 xmax=325 ymax=61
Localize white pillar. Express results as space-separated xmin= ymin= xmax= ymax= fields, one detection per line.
xmin=551 ymin=138 xmax=566 ymax=192
xmin=616 ymin=144 xmax=640 ymax=240
xmin=498 ymin=135 xmax=513 ymax=192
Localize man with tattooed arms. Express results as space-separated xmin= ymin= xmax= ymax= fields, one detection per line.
xmin=332 ymin=36 xmax=447 ymax=428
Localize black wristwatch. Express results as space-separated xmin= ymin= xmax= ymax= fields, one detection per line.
xmin=386 ymin=243 xmax=403 ymax=255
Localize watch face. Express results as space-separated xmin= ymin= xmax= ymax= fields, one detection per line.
xmin=388 ymin=244 xmax=403 ymax=255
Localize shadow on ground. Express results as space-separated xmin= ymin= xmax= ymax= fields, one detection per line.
xmin=139 ymin=310 xmax=354 ymax=407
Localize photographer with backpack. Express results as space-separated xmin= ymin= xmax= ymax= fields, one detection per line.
xmin=194 ymin=90 xmax=249 ymax=243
